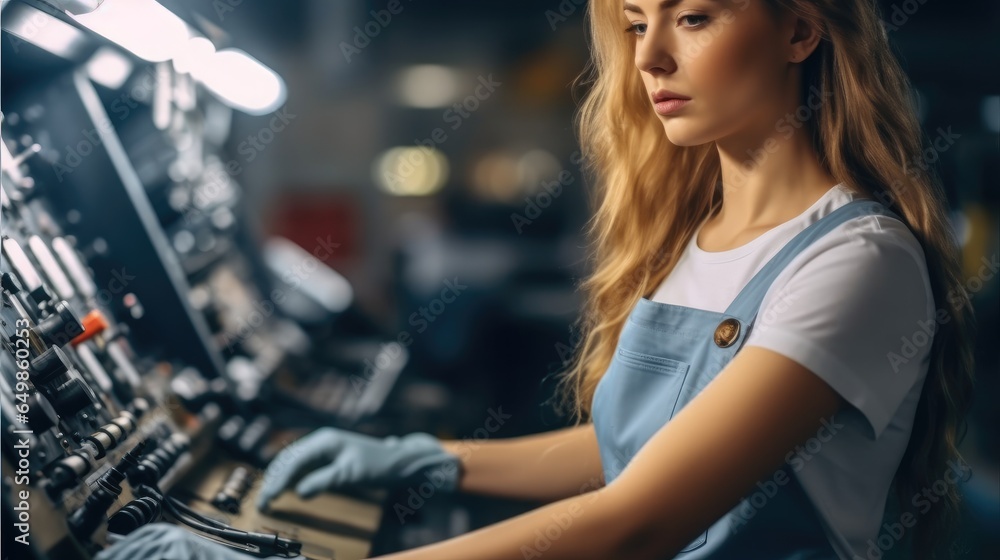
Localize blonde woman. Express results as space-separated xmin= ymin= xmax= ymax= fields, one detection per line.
xmin=120 ymin=1 xmax=975 ymax=560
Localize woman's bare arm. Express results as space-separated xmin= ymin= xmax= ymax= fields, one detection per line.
xmin=370 ymin=347 xmax=846 ymax=560
xmin=438 ymin=423 xmax=604 ymax=502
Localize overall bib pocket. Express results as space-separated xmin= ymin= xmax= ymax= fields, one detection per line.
xmin=595 ymin=348 xmax=692 ymax=467
xmin=615 ymin=348 xmax=691 ymax=420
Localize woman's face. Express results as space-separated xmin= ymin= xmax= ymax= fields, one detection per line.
xmin=625 ymin=0 xmax=799 ymax=146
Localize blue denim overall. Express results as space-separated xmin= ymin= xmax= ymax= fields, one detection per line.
xmin=592 ymin=199 xmax=901 ymax=559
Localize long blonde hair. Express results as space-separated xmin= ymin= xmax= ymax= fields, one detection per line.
xmin=554 ymin=1 xmax=976 ymax=557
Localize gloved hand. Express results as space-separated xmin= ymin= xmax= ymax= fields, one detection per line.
xmin=256 ymin=428 xmax=461 ymax=510
xmin=93 ymin=523 xmax=304 ymax=560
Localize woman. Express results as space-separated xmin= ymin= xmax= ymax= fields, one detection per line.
xmin=99 ymin=1 xmax=975 ymax=559
xmin=258 ymin=0 xmax=975 ymax=558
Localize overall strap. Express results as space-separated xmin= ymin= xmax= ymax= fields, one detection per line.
xmin=722 ymin=199 xmax=902 ymax=335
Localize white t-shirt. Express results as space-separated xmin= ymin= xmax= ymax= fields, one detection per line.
xmin=650 ymin=182 xmax=935 ymax=560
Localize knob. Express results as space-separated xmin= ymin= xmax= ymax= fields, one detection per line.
xmin=31 ymin=346 xmax=71 ymax=384
xmin=35 ymin=300 xmax=83 ymax=347
xmin=128 ymin=398 xmax=150 ymax=418
xmin=107 ymin=496 xmax=161 ymax=535
xmin=46 ymin=452 xmax=93 ymax=496
xmin=68 ymin=441 xmax=145 ymax=539
xmin=50 ymin=378 xmax=96 ymax=418
xmin=84 ymin=412 xmax=138 ymax=459
xmin=212 ymin=466 xmax=252 ymax=514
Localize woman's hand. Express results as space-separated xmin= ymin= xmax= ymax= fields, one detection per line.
xmin=256 ymin=428 xmax=461 ymax=510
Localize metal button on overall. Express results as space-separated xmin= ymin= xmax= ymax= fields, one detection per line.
xmin=713 ymin=317 xmax=740 ymax=348
xmin=591 ymin=200 xmax=900 ymax=558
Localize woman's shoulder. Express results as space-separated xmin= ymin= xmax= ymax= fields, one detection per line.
xmin=780 ymin=198 xmax=936 ymax=320
xmin=801 ymin=184 xmax=927 ymax=267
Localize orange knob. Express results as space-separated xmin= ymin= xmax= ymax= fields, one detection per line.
xmin=71 ymin=310 xmax=109 ymax=346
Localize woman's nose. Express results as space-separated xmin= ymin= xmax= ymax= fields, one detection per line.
xmin=634 ymin=30 xmax=678 ymax=76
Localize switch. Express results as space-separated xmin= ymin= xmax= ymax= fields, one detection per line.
xmin=51 ymin=237 xmax=98 ymax=299
xmin=29 ymin=235 xmax=76 ymax=299
xmin=2 ymin=236 xmax=43 ymax=292
xmin=1 ymin=272 xmax=22 ymax=294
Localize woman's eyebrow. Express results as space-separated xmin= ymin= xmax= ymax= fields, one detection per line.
xmin=624 ymin=0 xmax=721 ymax=15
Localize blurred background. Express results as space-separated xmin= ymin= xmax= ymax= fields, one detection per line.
xmin=0 ymin=0 xmax=996 ymax=558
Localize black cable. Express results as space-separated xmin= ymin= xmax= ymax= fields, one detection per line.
xmin=161 ymin=497 xmax=233 ymax=538
xmin=166 ymin=495 xmax=227 ymax=529
xmin=132 ymin=484 xmax=302 ymax=557
xmin=141 ymin=485 xmax=230 ymax=534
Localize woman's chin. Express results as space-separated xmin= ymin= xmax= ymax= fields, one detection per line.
xmin=661 ymin=123 xmax=712 ymax=147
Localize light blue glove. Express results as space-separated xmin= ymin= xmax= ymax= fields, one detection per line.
xmin=256 ymin=428 xmax=461 ymax=510
xmin=93 ymin=523 xmax=304 ymax=560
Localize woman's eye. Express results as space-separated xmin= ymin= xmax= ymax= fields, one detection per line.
xmin=624 ymin=22 xmax=647 ymax=36
xmin=678 ymin=14 xmax=709 ymax=28
xmin=624 ymin=15 xmax=708 ymax=36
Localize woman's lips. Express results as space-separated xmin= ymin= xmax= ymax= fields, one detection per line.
xmin=654 ymin=98 xmax=690 ymax=115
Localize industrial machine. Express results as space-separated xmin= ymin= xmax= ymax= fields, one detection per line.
xmin=0 ymin=1 xmax=406 ymax=558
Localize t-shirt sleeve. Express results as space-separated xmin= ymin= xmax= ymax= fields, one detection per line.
xmin=743 ymin=220 xmax=935 ymax=440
